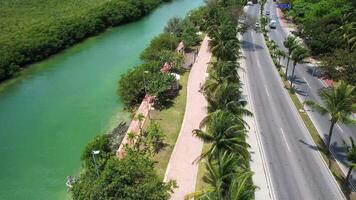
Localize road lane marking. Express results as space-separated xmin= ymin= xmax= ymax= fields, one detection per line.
xmin=303 ymin=77 xmax=311 ymax=88
xmin=336 ymin=124 xmax=344 ymax=133
xmin=265 ymin=87 xmax=270 ymax=97
xmin=280 ymin=127 xmax=291 ymax=152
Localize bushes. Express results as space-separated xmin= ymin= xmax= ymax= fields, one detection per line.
xmin=140 ymin=33 xmax=180 ymax=62
xmin=182 ymin=22 xmax=201 ymax=49
xmin=72 ymin=149 xmax=174 ymax=200
xmin=0 ymin=0 xmax=171 ymax=82
xmin=119 ymin=32 xmax=185 ymax=108
xmin=285 ymin=0 xmax=355 ymax=85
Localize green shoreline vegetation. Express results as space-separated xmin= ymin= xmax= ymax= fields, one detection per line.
xmin=0 ymin=0 xmax=171 ymax=82
xmin=69 ymin=4 xmax=205 ymax=199
xmin=71 ymin=0 xmax=258 ymax=199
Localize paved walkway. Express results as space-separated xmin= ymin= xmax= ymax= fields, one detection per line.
xmin=164 ymin=36 xmax=211 ymax=199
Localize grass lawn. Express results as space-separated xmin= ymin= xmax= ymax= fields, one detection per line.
xmin=195 ymin=143 xmax=212 ymax=191
xmin=277 ymin=69 xmax=356 ymax=200
xmin=145 ymin=72 xmax=189 ymax=179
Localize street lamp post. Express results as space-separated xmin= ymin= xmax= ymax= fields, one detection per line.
xmin=92 ymin=150 xmax=100 ymax=176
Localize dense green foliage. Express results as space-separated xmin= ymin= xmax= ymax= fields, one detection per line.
xmin=286 ymin=0 xmax=355 ymax=85
xmin=71 ymin=122 xmax=175 ymax=200
xmin=187 ymin=1 xmax=255 ymax=199
xmin=118 ymin=11 xmax=203 ymax=108
xmin=140 ymin=33 xmax=180 ymax=62
xmin=0 ymin=0 xmax=170 ymax=81
xmin=118 ymin=32 xmax=185 ymax=107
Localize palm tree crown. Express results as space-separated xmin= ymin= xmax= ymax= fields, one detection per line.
xmin=192 ymin=110 xmax=250 ymax=161
xmin=306 ymin=81 xmax=356 ymax=148
xmin=343 ymin=138 xmax=356 ymax=182
xmin=289 ymin=46 xmax=309 ymax=89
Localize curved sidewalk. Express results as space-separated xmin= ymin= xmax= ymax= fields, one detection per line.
xmin=164 ymin=36 xmax=211 ymax=199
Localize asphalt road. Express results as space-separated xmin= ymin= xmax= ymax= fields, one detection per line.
xmin=264 ymin=0 xmax=356 ymax=183
xmin=242 ymin=4 xmax=345 ymax=199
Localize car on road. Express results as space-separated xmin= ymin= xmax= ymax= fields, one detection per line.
xmin=269 ymin=20 xmax=277 ymax=29
xmin=266 ymin=11 xmax=270 ymax=15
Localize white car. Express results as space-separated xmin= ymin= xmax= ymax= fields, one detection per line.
xmin=269 ymin=20 xmax=277 ymax=29
xmin=247 ymin=1 xmax=253 ymax=5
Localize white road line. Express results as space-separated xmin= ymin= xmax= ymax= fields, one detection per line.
xmin=265 ymin=87 xmax=270 ymax=97
xmin=303 ymin=77 xmax=311 ymax=88
xmin=336 ymin=124 xmax=344 ymax=133
xmin=280 ymin=127 xmax=291 ymax=152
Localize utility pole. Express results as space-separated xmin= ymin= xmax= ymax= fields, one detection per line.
xmin=92 ymin=150 xmax=100 ymax=176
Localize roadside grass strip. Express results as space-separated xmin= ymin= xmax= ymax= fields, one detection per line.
xmin=195 ymin=143 xmax=212 ymax=191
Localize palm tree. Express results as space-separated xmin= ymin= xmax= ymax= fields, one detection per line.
xmin=283 ymin=36 xmax=298 ymax=79
xmin=306 ymin=81 xmax=356 ymax=149
xmin=185 ymin=152 xmax=254 ymax=200
xmin=206 ymin=81 xmax=242 ymax=111
xmin=204 ymin=61 xmax=240 ymax=97
xmin=269 ymin=41 xmax=278 ymax=59
xmin=289 ymin=46 xmax=309 ymax=89
xmin=226 ymin=172 xmax=255 ymax=200
xmin=276 ymin=49 xmax=287 ymax=66
xmin=343 ymin=138 xmax=356 ymax=183
xmin=204 ymin=81 xmax=252 ymax=127
xmin=338 ymin=13 xmax=356 ymax=51
xmin=211 ymin=38 xmax=239 ymax=61
xmin=192 ymin=110 xmax=250 ymax=161
xmin=209 ymin=23 xmax=239 ymax=61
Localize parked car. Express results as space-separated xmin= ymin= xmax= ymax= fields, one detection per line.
xmin=269 ymin=20 xmax=277 ymax=29
xmin=247 ymin=1 xmax=253 ymax=5
xmin=266 ymin=11 xmax=270 ymax=15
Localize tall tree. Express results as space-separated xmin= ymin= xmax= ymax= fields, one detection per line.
xmin=276 ymin=49 xmax=287 ymax=66
xmin=283 ymin=36 xmax=298 ymax=80
xmin=289 ymin=46 xmax=309 ymax=89
xmin=204 ymin=61 xmax=240 ymax=97
xmin=343 ymin=138 xmax=356 ymax=183
xmin=164 ymin=17 xmax=183 ymax=37
xmin=185 ymin=152 xmax=254 ymax=200
xmin=192 ymin=110 xmax=250 ymax=161
xmin=306 ymin=81 xmax=356 ymax=148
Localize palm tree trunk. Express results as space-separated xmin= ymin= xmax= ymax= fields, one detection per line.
xmin=289 ymin=64 xmax=296 ymax=89
xmin=285 ymin=57 xmax=290 ymax=80
xmin=327 ymin=121 xmax=336 ymax=148
xmin=346 ymin=166 xmax=353 ymax=182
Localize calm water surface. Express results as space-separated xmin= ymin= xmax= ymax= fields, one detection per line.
xmin=0 ymin=0 xmax=203 ymax=199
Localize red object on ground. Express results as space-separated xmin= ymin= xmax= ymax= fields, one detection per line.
xmin=160 ymin=62 xmax=172 ymax=73
xmin=323 ymin=79 xmax=334 ymax=87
